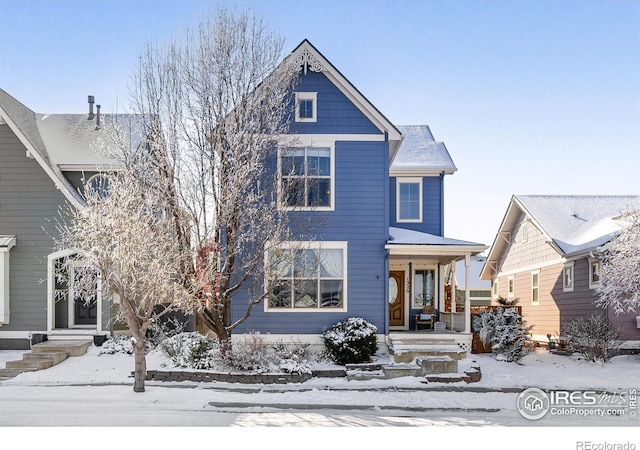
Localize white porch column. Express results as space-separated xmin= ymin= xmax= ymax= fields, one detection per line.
xmin=450 ymin=259 xmax=456 ymax=314
xmin=465 ymin=254 xmax=471 ymax=333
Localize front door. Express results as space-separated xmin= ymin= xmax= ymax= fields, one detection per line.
xmin=389 ymin=271 xmax=405 ymax=327
xmin=70 ymin=264 xmax=98 ymax=327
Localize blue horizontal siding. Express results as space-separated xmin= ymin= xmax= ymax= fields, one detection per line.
xmin=389 ymin=175 xmax=444 ymax=236
xmin=289 ymin=71 xmax=381 ymax=135
xmin=233 ymin=140 xmax=389 ymax=334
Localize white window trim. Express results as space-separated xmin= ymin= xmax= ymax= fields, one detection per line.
xmin=0 ymin=236 xmax=17 ymax=325
xmin=492 ymin=278 xmax=499 ymax=299
xmin=507 ymin=275 xmax=515 ymax=298
xmin=563 ymin=262 xmax=575 ymax=292
xmin=531 ymin=270 xmax=540 ymax=305
xmin=265 ymin=241 xmax=348 ymax=312
xmin=277 ymin=141 xmax=335 ymax=212
xmin=588 ymin=258 xmax=601 ymax=290
xmin=396 ymin=177 xmax=423 ymax=223
xmin=411 ymin=265 xmax=438 ymax=309
xmin=295 ymin=92 xmax=317 ymax=123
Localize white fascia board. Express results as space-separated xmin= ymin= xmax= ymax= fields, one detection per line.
xmin=0 ymin=106 xmax=83 ymax=209
xmin=389 ymin=167 xmax=457 ymax=177
xmin=385 ymin=244 xmax=488 ymax=257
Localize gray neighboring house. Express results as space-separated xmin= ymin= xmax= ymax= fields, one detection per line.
xmin=0 ymin=89 xmax=125 ymax=349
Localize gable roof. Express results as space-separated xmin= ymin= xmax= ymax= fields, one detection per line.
xmin=286 ymin=40 xmax=403 ymax=160
xmin=0 ymin=89 xmax=127 ymax=207
xmin=480 ymin=194 xmax=640 ymax=279
xmin=391 ymin=125 xmax=457 ymax=175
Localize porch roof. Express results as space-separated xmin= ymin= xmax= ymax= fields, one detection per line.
xmin=0 ymin=235 xmax=16 ymax=250
xmin=386 ymin=227 xmax=487 ymax=260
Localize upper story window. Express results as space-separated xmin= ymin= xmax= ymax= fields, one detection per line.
xmin=280 ymin=146 xmax=333 ymax=209
xmin=396 ymin=177 xmax=422 ymax=222
xmin=266 ymin=241 xmax=347 ymax=311
xmin=589 ymin=259 xmax=600 ymax=289
xmin=295 ymin=92 xmax=317 ymax=122
xmin=86 ymin=174 xmax=112 ymax=200
xmin=563 ymin=262 xmax=575 ymax=292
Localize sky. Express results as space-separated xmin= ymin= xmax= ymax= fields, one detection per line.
xmin=1 ymin=0 xmax=638 ymax=248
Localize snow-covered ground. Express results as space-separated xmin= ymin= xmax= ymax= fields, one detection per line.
xmin=1 ymin=346 xmax=639 ymax=447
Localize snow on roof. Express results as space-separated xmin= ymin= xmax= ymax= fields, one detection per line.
xmin=388 ymin=227 xmax=484 ymax=246
xmin=391 ymin=125 xmax=457 ymax=174
xmin=517 ymin=195 xmax=640 ymax=255
xmin=37 ymin=113 xmax=136 ymax=168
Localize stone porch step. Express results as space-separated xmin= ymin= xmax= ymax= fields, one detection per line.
xmin=6 ymin=358 xmax=54 ymax=370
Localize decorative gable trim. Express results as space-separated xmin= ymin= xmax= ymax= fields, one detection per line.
xmin=290 ymin=47 xmax=327 ymax=74
xmin=286 ymin=40 xmax=403 ymax=161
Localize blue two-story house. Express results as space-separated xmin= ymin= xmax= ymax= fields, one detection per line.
xmin=230 ymin=40 xmax=487 ymax=351
xmin=0 ymin=40 xmax=486 ymax=352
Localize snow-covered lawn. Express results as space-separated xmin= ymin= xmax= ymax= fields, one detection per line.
xmin=1 ymin=345 xmax=639 ymax=447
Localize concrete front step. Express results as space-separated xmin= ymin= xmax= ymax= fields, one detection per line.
xmin=32 ymin=339 xmax=92 ymax=357
xmin=0 ymin=339 xmax=92 ymax=380
xmin=24 ymin=351 xmax=68 ymax=365
xmin=6 ymin=358 xmax=54 ymax=370
xmin=0 ymin=367 xmax=38 ymax=378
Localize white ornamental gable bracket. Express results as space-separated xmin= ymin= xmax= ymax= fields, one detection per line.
xmin=291 ymin=48 xmax=326 ymax=74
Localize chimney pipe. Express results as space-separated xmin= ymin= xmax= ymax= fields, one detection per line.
xmin=88 ymin=95 xmax=95 ymax=120
xmin=95 ymin=105 xmax=101 ymax=129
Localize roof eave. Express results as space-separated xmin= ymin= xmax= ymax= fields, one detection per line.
xmin=0 ymin=105 xmax=83 ymax=209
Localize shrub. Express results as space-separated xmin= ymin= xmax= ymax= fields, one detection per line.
xmin=562 ymin=314 xmax=622 ymax=363
xmin=158 ymin=332 xmax=218 ymax=369
xmin=321 ymin=317 xmax=378 ymax=365
xmin=473 ymin=307 xmax=530 ymax=362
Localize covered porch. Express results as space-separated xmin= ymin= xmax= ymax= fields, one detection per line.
xmin=385 ymin=227 xmax=488 ymax=335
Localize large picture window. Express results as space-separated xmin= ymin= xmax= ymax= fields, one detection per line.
xmin=268 ymin=242 xmax=346 ymax=310
xmin=281 ymin=147 xmax=332 ymax=209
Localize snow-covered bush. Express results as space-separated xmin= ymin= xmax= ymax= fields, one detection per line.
xmin=146 ymin=315 xmax=189 ymax=348
xmin=562 ymin=314 xmax=621 ymax=363
xmin=99 ymin=335 xmax=135 ymax=355
xmin=321 ymin=317 xmax=378 ymax=365
xmin=272 ymin=341 xmax=312 ymax=375
xmin=473 ymin=307 xmax=530 ymax=362
xmin=158 ymin=332 xmax=219 ymax=369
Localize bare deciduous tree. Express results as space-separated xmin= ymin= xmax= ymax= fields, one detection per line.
xmin=126 ymin=7 xmax=305 ymax=351
xmin=595 ymin=207 xmax=640 ymax=314
xmin=56 ymin=169 xmax=196 ymax=392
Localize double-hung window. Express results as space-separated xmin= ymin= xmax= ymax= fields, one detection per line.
xmin=589 ymin=259 xmax=601 ymax=289
xmin=396 ymin=178 xmax=422 ymax=222
xmin=295 ymin=92 xmax=317 ymax=122
xmin=531 ymin=270 xmax=540 ymax=305
xmin=563 ymin=262 xmax=575 ymax=292
xmin=267 ymin=242 xmax=347 ymax=310
xmin=281 ymin=147 xmax=332 ymax=209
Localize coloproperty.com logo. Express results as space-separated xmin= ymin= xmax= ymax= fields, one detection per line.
xmin=517 ymin=387 xmax=638 ymax=421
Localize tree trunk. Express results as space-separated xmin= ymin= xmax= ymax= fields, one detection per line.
xmin=132 ymin=336 xmax=147 ymax=393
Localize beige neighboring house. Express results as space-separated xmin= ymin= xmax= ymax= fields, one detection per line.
xmin=480 ymin=195 xmax=640 ymax=348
